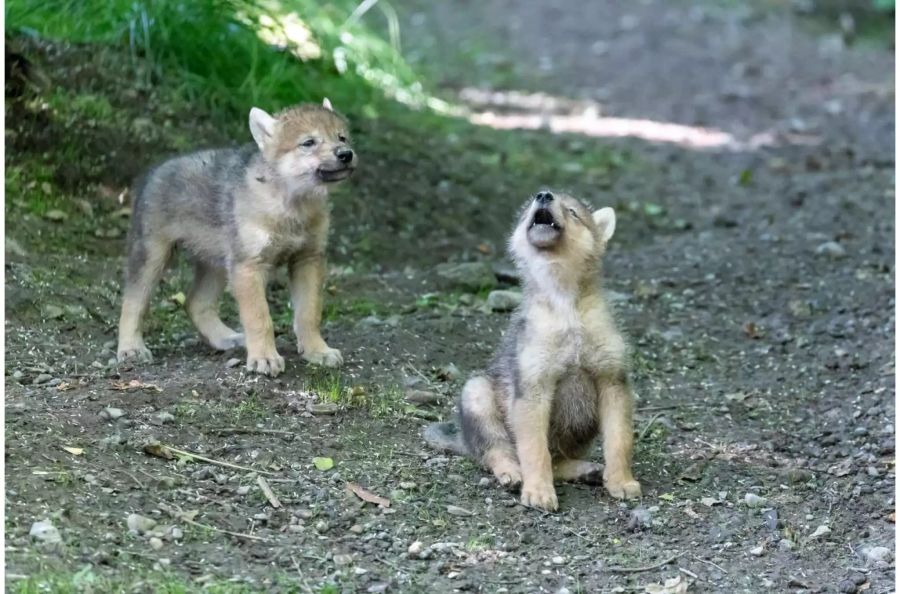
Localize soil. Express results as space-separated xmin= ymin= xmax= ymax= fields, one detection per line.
xmin=5 ymin=1 xmax=895 ymax=593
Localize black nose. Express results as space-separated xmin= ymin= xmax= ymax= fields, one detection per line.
xmin=335 ymin=147 xmax=353 ymax=164
xmin=535 ymin=191 xmax=553 ymax=204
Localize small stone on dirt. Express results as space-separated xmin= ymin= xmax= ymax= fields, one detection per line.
xmin=862 ymin=545 xmax=891 ymax=565
xmin=12 ymin=370 xmax=24 ymax=381
xmin=237 ymin=485 xmax=251 ymax=496
xmin=436 ymin=261 xmax=497 ymax=291
xmin=399 ymin=481 xmax=417 ymax=490
xmin=408 ymin=540 xmax=424 ymax=556
xmin=809 ymin=525 xmax=831 ymax=540
xmin=405 ymin=390 xmax=441 ymax=405
xmin=750 ymin=544 xmax=765 ymax=556
xmin=33 ymin=373 xmax=53 ymax=385
xmin=815 ymin=241 xmax=846 ymax=259
xmin=447 ymin=505 xmax=474 ymax=516
xmin=44 ymin=209 xmax=68 ymax=222
xmin=100 ymin=407 xmax=125 ymax=420
xmin=778 ymin=539 xmax=795 ymax=551
xmin=743 ymin=493 xmax=767 ymax=508
xmin=486 ymin=289 xmax=523 ymax=312
xmin=225 ymin=358 xmax=241 ymax=368
xmin=308 ymin=402 xmax=339 ymax=415
xmin=149 ymin=537 xmax=164 ymax=550
xmin=30 ymin=519 xmax=62 ymax=544
xmin=436 ymin=363 xmax=461 ymax=381
xmin=333 ymin=553 xmax=353 ymax=566
xmin=152 ymin=412 xmax=175 ymax=425
xmin=127 ymin=513 xmax=157 ymax=535
xmin=627 ymin=506 xmax=653 ymax=531
xmin=551 ymin=555 xmax=565 ymax=565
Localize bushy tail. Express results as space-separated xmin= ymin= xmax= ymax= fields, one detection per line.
xmin=422 ymin=422 xmax=467 ymax=455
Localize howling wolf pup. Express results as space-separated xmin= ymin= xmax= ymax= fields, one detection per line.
xmin=116 ymin=99 xmax=356 ymax=377
xmin=424 ymin=191 xmax=641 ymax=511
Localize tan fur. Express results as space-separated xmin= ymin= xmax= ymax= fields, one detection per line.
xmin=116 ymin=100 xmax=356 ymax=376
xmin=452 ymin=191 xmax=641 ymax=511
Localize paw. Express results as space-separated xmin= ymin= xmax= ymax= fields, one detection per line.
xmin=208 ymin=333 xmax=245 ymax=351
xmin=520 ymin=481 xmax=558 ymax=511
xmin=302 ymin=347 xmax=343 ymax=368
xmin=495 ymin=468 xmax=523 ymax=488
xmin=246 ymin=351 xmax=285 ymax=377
xmin=605 ymin=477 xmax=642 ymax=500
xmin=117 ymin=342 xmax=153 ymax=364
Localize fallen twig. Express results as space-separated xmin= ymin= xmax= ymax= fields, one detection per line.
xmin=638 ymin=411 xmax=664 ymax=442
xmin=160 ymin=503 xmax=271 ymax=542
xmin=607 ymin=551 xmax=684 ymax=573
xmin=256 ymin=476 xmax=282 ymax=508
xmin=209 ymin=427 xmax=295 ymax=437
xmin=679 ymin=567 xmax=699 ymax=580
xmin=636 ymin=404 xmax=706 ymax=413
xmin=694 ymin=555 xmax=728 ymax=574
xmin=146 ymin=444 xmax=279 ymax=476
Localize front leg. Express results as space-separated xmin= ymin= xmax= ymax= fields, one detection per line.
xmin=509 ymin=373 xmax=558 ymax=511
xmin=231 ymin=261 xmax=284 ymax=377
xmin=598 ymin=373 xmax=641 ymax=499
xmin=289 ymin=253 xmax=342 ymax=367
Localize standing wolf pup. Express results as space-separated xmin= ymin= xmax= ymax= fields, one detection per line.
xmin=117 ymin=99 xmax=356 ymax=376
xmin=425 ymin=191 xmax=641 ymax=511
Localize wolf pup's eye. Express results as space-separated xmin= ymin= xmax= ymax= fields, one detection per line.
xmin=568 ymin=208 xmax=579 ymax=219
xmin=338 ymin=134 xmax=347 ymax=143
xmin=300 ymin=138 xmax=316 ymax=148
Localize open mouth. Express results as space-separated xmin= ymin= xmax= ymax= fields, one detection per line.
xmin=527 ymin=207 xmax=563 ymax=248
xmin=316 ymin=167 xmax=354 ymax=182
xmin=530 ymin=207 xmax=560 ymax=230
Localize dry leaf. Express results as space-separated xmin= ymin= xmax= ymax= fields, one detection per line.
xmin=700 ymin=497 xmax=720 ymax=507
xmin=144 ymin=443 xmax=174 ymax=460
xmin=170 ymin=292 xmax=186 ymax=306
xmin=346 ymin=482 xmax=390 ymax=508
xmin=61 ymin=446 xmax=83 ymax=456
xmin=742 ymin=321 xmax=762 ymax=339
xmin=313 ymin=457 xmax=334 ymax=471
xmin=56 ymin=382 xmax=76 ymax=392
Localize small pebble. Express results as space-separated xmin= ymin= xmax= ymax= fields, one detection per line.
xmin=47 ymin=378 xmax=62 ymax=387
xmin=315 ymin=520 xmax=329 ymax=533
xmin=809 ymin=525 xmax=831 ymax=540
xmin=744 ymin=493 xmax=767 ymax=508
xmin=551 ymin=555 xmax=565 ymax=565
xmin=863 ymin=545 xmax=891 ymax=565
xmin=349 ymin=524 xmax=364 ymax=534
xmin=333 ymin=554 xmax=353 ymax=566
xmin=749 ymin=545 xmax=764 ymax=556
xmin=627 ymin=506 xmax=653 ymax=531
xmin=29 ymin=519 xmax=62 ymax=544
xmin=12 ymin=370 xmax=23 ymax=381
xmin=236 ymin=485 xmax=251 ymax=496
xmin=399 ymin=481 xmax=417 ymax=490
xmin=153 ymin=412 xmax=175 ymax=425
xmin=100 ymin=407 xmax=126 ymax=421
xmin=815 ymin=241 xmax=846 ymax=259
xmin=33 ymin=373 xmax=52 ymax=385
xmin=149 ymin=537 xmax=163 ymax=550
xmin=225 ymin=358 xmax=241 ymax=368
xmin=127 ymin=513 xmax=157 ymax=535
xmin=447 ymin=505 xmax=474 ymax=517
xmin=408 ymin=540 xmax=424 ymax=556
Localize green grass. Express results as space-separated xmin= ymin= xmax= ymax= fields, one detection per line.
xmin=6 ymin=0 xmax=439 ymax=122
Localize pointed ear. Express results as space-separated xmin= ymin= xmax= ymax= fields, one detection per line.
xmin=248 ymin=107 xmax=277 ymax=151
xmin=592 ymin=207 xmax=616 ymax=242
xmin=322 ymin=97 xmax=333 ymax=111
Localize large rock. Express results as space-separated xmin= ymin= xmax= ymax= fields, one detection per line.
xmin=487 ymin=290 xmax=523 ymax=312
xmin=436 ymin=262 xmax=497 ymax=292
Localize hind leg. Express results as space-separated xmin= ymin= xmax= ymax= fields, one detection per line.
xmin=117 ymin=236 xmax=172 ymax=363
xmin=186 ymin=262 xmax=244 ymax=350
xmin=460 ymin=376 xmax=522 ymax=488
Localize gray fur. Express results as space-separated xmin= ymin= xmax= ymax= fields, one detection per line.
xmin=422 ymin=422 xmax=468 ymax=455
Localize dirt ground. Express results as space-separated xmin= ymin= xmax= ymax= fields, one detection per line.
xmin=5 ymin=1 xmax=895 ymax=593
